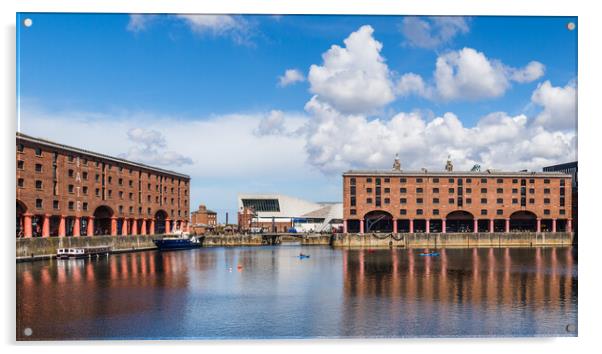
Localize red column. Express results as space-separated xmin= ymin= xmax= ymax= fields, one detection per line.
xmin=505 ymin=218 xmax=510 ymax=233
xmin=567 ymin=219 xmax=572 ymax=232
xmin=150 ymin=218 xmax=155 ymax=235
xmin=552 ymin=218 xmax=557 ymax=233
xmin=58 ymin=215 xmax=66 ymax=237
xmin=393 ymin=219 xmax=398 ymax=233
xmin=42 ymin=214 xmax=50 ymax=237
xmin=343 ymin=220 xmax=348 ymax=233
xmin=442 ymin=219 xmax=446 ymax=233
xmin=409 ymin=219 xmax=414 ymax=233
xmin=489 ymin=219 xmax=494 ymax=233
xmin=425 ymin=219 xmax=430 ymax=233
xmin=131 ymin=218 xmax=138 ymax=235
xmin=536 ymin=218 xmax=541 ymax=233
xmin=111 ymin=217 xmax=117 ymax=236
xmin=141 ymin=219 xmax=147 ymax=235
xmin=73 ymin=217 xmax=81 ymax=237
xmin=165 ymin=219 xmax=171 ymax=233
xmin=121 ymin=218 xmax=128 ymax=236
xmin=23 ymin=213 xmax=33 ymax=238
xmin=87 ymin=217 xmax=94 ymax=236
xmin=359 ymin=219 xmax=364 ymax=234
xmin=473 ymin=219 xmax=478 ymax=233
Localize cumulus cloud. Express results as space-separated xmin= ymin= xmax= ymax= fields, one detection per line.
xmin=308 ymin=25 xmax=395 ymax=114
xmin=278 ymin=69 xmax=305 ymax=87
xmin=120 ymin=128 xmax=193 ymax=167
xmin=401 ymin=16 xmax=470 ymax=49
xmin=399 ymin=48 xmax=545 ymax=101
xmin=531 ymin=80 xmax=577 ymax=131
xmin=127 ymin=14 xmax=253 ymax=44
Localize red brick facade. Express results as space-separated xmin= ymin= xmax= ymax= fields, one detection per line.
xmin=190 ymin=204 xmax=217 ymax=235
xmin=16 ymin=133 xmax=190 ymax=238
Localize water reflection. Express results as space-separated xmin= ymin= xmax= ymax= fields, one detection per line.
xmin=16 ymin=246 xmax=577 ymax=340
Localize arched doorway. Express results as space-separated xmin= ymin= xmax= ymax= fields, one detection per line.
xmin=510 ymin=211 xmax=537 ymax=232
xmin=16 ymin=200 xmax=27 ymax=238
xmin=155 ymin=210 xmax=168 ymax=234
xmin=93 ymin=205 xmax=114 ymax=235
xmin=446 ymin=211 xmax=474 ymax=233
xmin=364 ymin=210 xmax=393 ymax=233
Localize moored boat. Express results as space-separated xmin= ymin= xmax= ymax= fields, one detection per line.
xmin=153 ymin=234 xmax=202 ymax=251
xmin=57 ymin=246 xmax=112 ymax=259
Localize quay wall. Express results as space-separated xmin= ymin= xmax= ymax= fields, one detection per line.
xmin=331 ymin=232 xmax=574 ymax=248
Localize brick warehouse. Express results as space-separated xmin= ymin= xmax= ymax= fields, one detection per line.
xmin=342 ymin=156 xmax=573 ymax=234
xmin=16 ymin=133 xmax=191 ymax=238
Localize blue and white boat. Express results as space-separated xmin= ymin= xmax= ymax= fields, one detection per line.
xmin=153 ymin=234 xmax=202 ymax=251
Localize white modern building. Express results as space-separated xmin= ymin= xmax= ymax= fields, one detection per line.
xmin=237 ymin=193 xmax=343 ymax=233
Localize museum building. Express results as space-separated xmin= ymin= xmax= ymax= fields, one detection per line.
xmin=16 ymin=133 xmax=191 ymax=238
xmin=342 ymin=156 xmax=573 ymax=234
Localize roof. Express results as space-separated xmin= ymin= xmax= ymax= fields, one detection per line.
xmin=17 ymin=132 xmax=190 ymax=179
xmin=343 ymin=169 xmax=571 ymax=178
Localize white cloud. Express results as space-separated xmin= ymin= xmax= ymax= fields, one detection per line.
xmin=399 ymin=48 xmax=546 ymax=101
xmin=531 ymin=80 xmax=577 ymax=131
xmin=126 ymin=14 xmax=156 ymax=32
xmin=308 ymin=25 xmax=395 ymax=114
xmin=401 ymin=16 xmax=470 ymax=49
xmin=120 ymin=128 xmax=192 ymax=167
xmin=278 ymin=69 xmax=305 ymax=87
xmin=253 ymin=110 xmax=307 ymax=136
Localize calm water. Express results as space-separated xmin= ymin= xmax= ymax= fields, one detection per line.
xmin=16 ymin=245 xmax=577 ymax=340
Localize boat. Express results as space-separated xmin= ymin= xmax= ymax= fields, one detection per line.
xmin=57 ymin=246 xmax=112 ymax=259
xmin=153 ymin=234 xmax=203 ymax=251
xmin=419 ymin=252 xmax=440 ymax=257
xmin=298 ymin=254 xmax=310 ymax=259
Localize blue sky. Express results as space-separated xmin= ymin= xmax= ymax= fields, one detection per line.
xmin=16 ymin=14 xmax=578 ymax=222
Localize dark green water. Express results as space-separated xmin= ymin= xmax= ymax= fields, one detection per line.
xmin=16 ymin=246 xmax=577 ymax=340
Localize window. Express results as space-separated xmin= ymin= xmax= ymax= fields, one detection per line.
xmin=384 ymin=188 xmax=390 ymax=193
xmin=17 ymin=160 xmax=24 ymax=169
xmin=497 ymin=198 xmax=503 ymax=204
xmin=147 ymin=183 xmax=151 ymax=190
xmin=466 ymin=188 xmax=472 ymax=193
xmin=466 ymin=198 xmax=472 ymax=204
xmin=83 ymin=172 xmax=88 ymax=180
xmin=400 ymin=178 xmax=406 ymax=183
xmin=119 ymin=166 xmax=123 ymax=172
xmin=129 ymin=192 xmax=133 ymax=200
xmin=544 ymin=188 xmax=551 ymax=194
xmin=367 ymin=178 xmax=372 ymax=183
xmin=67 ymin=155 xmax=74 ymax=162
xmin=108 ymin=190 xmax=112 ymax=198
xmin=416 ymin=187 xmax=423 ymax=193
xmin=544 ymin=198 xmax=550 ymax=204
xmin=481 ymin=198 xmax=488 ymax=204
xmin=496 ymin=188 xmax=503 ymax=193
xmin=83 ymin=186 xmax=88 ymax=195
xmin=82 ymin=158 xmax=88 ymax=165
xmin=108 ymin=176 xmax=112 ymax=184
xmin=512 ymin=179 xmax=518 ymax=184
xmin=17 ymin=144 xmax=24 ymax=152
xmin=384 ymin=178 xmax=390 ymax=183
xmin=497 ymin=178 xmax=503 ymax=183
xmin=433 ymin=178 xmax=439 ymax=183
xmin=481 ymin=178 xmax=488 ymax=183
xmin=366 ymin=198 xmax=373 ymax=204
xmin=119 ymin=191 xmax=124 ymax=199
xmin=83 ymin=202 xmax=88 ymax=211
xmin=35 ymin=180 xmax=42 ymax=189
xmin=400 ymin=209 xmax=407 ymax=215
xmin=448 ymin=198 xmax=455 ymax=204
xmin=119 ymin=205 xmax=123 ymax=213
xmin=95 ymin=188 xmax=100 ymax=197
xmin=17 ymin=178 xmax=24 ymax=187
xmin=560 ymin=197 xmax=565 ymax=207
xmin=35 ymin=163 xmax=42 ymax=172
xmin=95 ymin=174 xmax=100 ymax=181
xmin=544 ymin=209 xmax=550 ymax=215
xmin=36 ymin=199 xmax=42 ymax=208
xmin=350 ymin=177 xmax=356 ymax=185
xmin=147 ymin=195 xmax=151 ymax=202
xmin=416 ymin=198 xmax=423 ymax=204
xmin=416 ymin=178 xmax=423 ymax=183
xmin=375 ymin=178 xmax=381 ymax=186
xmin=560 ymin=179 xmax=566 ymax=186
xmin=400 ymin=188 xmax=407 ymax=193
xmin=68 ymin=184 xmax=74 ymax=193
xmin=433 ymin=188 xmax=439 ymax=193
xmin=416 ymin=209 xmax=423 ymax=215
xmin=496 ymin=209 xmax=503 ymax=215
xmin=350 ymin=197 xmax=356 ymax=206
xmin=481 ymin=188 xmax=487 ymax=193
xmin=544 ymin=179 xmax=550 ymax=184
xmin=400 ymin=198 xmax=407 ymax=204
xmin=433 ymin=198 xmax=440 ymax=204
xmin=466 ymin=178 xmax=472 ymax=183
xmin=433 ymin=209 xmax=440 ymax=215
xmin=560 ymin=209 xmax=566 ymax=215
xmin=350 ymin=186 xmax=356 ymax=195
xmin=35 ymin=148 xmax=42 ymax=156
xmin=350 ymin=209 xmax=356 ymax=215
xmin=68 ymin=201 xmax=74 ymax=210
xmin=529 ymin=178 xmax=535 ymax=184
xmin=118 ymin=178 xmax=123 ymax=185
xmin=68 ymin=169 xmax=74 ymax=177
xmin=512 ymin=198 xmax=518 ymax=204
xmin=384 ymin=198 xmax=390 ymax=204
xmin=53 ymin=200 xmax=59 ymax=209
xmin=449 ymin=188 xmax=455 ymax=193
xmin=481 ymin=209 xmax=488 ymax=215
xmin=448 ymin=178 xmax=454 ymax=183
xmin=529 ymin=188 xmax=535 ymax=194
xmin=367 ymin=188 xmax=373 ymax=193
xmin=129 ymin=206 xmax=134 ymax=213
xmin=512 ymin=188 xmax=518 ymax=194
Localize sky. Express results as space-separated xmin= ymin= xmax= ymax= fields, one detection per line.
xmin=16 ymin=14 xmax=578 ymax=222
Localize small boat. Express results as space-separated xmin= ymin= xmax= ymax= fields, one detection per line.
xmin=57 ymin=246 xmax=112 ymax=259
xmin=419 ymin=252 xmax=440 ymax=257
xmin=153 ymin=234 xmax=202 ymax=251
xmin=298 ymin=254 xmax=310 ymax=259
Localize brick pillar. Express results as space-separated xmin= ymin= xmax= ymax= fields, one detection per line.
xmin=359 ymin=219 xmax=364 ymax=234
xmin=42 ymin=214 xmax=50 ymax=237
xmin=58 ymin=215 xmax=66 ymax=237
xmin=121 ymin=218 xmax=128 ymax=236
xmin=393 ymin=219 xmax=398 ymax=233
xmin=343 ymin=219 xmax=348 ymax=233
xmin=73 ymin=217 xmax=80 ymax=237
xmin=150 ymin=218 xmax=155 ymax=235
xmin=131 ymin=218 xmax=138 ymax=235
xmin=537 ymin=218 xmax=541 ymax=233
xmin=165 ymin=219 xmax=171 ymax=233
xmin=409 ymin=219 xmax=414 ymax=233
xmin=111 ymin=217 xmax=117 ymax=236
xmin=23 ymin=213 xmax=32 ymax=238
xmin=425 ymin=219 xmax=430 ymax=234
xmin=141 ymin=219 xmax=147 ymax=235
xmin=552 ymin=218 xmax=557 ymax=233
xmin=505 ymin=218 xmax=510 ymax=233
xmin=87 ymin=216 xmax=94 ymax=236
xmin=473 ymin=219 xmax=478 ymax=233
xmin=442 ymin=219 xmax=446 ymax=233
xmin=489 ymin=219 xmax=494 ymax=233
xmin=567 ymin=219 xmax=572 ymax=232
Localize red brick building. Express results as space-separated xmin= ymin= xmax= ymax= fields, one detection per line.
xmin=342 ymin=157 xmax=573 ymax=234
xmin=190 ymin=204 xmax=217 ymax=235
xmin=16 ymin=133 xmax=191 ymax=238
